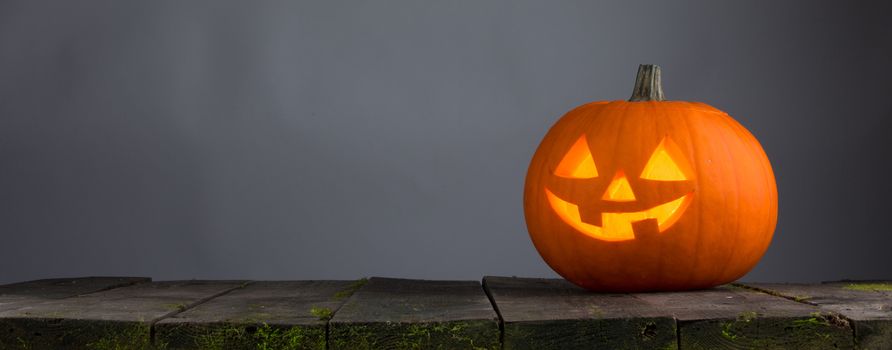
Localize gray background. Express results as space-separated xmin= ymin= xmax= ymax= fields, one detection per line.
xmin=1 ymin=1 xmax=890 ymax=284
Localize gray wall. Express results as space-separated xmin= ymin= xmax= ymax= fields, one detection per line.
xmin=1 ymin=1 xmax=890 ymax=284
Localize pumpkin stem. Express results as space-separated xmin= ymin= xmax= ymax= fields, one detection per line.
xmin=629 ymin=64 xmax=666 ymax=102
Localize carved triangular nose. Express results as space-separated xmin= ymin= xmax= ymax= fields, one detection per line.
xmin=602 ymin=171 xmax=636 ymax=202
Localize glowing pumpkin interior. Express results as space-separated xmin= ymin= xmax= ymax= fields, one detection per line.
xmin=545 ymin=136 xmax=693 ymax=242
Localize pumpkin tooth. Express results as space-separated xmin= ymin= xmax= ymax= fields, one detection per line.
xmin=545 ymin=188 xmax=692 ymax=242
xmin=631 ymin=218 xmax=660 ymax=239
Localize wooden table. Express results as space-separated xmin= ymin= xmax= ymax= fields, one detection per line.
xmin=0 ymin=276 xmax=889 ymax=349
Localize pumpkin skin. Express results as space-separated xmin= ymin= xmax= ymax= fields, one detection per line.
xmin=524 ymin=67 xmax=777 ymax=292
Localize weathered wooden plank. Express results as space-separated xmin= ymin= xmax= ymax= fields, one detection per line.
xmin=0 ymin=276 xmax=150 ymax=312
xmin=0 ymin=280 xmax=246 ymax=349
xmin=483 ymin=276 xmax=677 ymax=350
xmin=155 ymin=280 xmax=365 ymax=350
xmin=329 ymin=277 xmax=500 ymax=350
xmin=634 ymin=285 xmax=854 ymax=350
xmin=741 ymin=281 xmax=892 ymax=350
xmin=0 ymin=277 xmax=150 ymax=299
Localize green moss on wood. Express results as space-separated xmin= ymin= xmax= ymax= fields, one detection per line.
xmin=331 ymin=321 xmax=499 ymax=350
xmin=738 ymin=311 xmax=758 ymax=323
xmin=786 ymin=313 xmax=848 ymax=346
xmin=195 ymin=325 xmax=247 ymax=350
xmin=792 ymin=316 xmax=828 ymax=328
xmin=255 ymin=324 xmax=324 ymax=350
xmin=720 ymin=311 xmax=758 ymax=341
xmin=720 ymin=322 xmax=739 ymax=341
xmin=503 ymin=318 xmax=677 ymax=350
xmin=639 ymin=321 xmax=658 ymax=340
xmin=587 ymin=305 xmax=603 ymax=318
xmin=842 ymin=283 xmax=892 ymax=292
xmin=193 ymin=323 xmax=325 ymax=350
xmin=398 ymin=322 xmax=493 ymax=350
xmin=333 ymin=278 xmax=368 ymax=300
xmin=86 ymin=323 xmax=166 ymax=350
xmin=163 ymin=303 xmax=188 ymax=312
xmin=330 ymin=323 xmax=376 ymax=349
xmin=309 ymin=306 xmax=333 ymax=321
xmin=792 ymin=295 xmax=811 ymax=302
xmin=695 ymin=312 xmax=853 ymax=349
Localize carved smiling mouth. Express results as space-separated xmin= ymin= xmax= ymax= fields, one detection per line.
xmin=545 ymin=189 xmax=693 ymax=242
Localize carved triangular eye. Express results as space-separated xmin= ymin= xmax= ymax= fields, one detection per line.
xmin=640 ymin=138 xmax=687 ymax=181
xmin=555 ymin=136 xmax=598 ymax=178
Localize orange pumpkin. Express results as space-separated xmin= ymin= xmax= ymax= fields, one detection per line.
xmin=524 ymin=64 xmax=777 ymax=292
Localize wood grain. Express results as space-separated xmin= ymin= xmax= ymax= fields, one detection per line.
xmin=484 ymin=276 xmax=677 ymax=350
xmin=742 ymin=281 xmax=892 ymax=350
xmin=0 ymin=280 xmax=245 ymax=349
xmin=635 ymin=285 xmax=854 ymax=349
xmin=0 ymin=276 xmax=149 ymax=312
xmin=329 ymin=277 xmax=500 ymax=350
xmin=155 ymin=280 xmax=361 ymax=350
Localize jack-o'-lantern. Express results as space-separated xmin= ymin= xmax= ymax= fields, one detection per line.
xmin=524 ymin=65 xmax=777 ymax=292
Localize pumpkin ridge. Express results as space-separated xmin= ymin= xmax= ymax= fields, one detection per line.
xmin=721 ymin=113 xmax=778 ymax=281
xmin=665 ymin=106 xmax=701 ymax=289
xmin=709 ymin=112 xmax=746 ymax=286
xmin=648 ymin=101 xmax=673 ymax=289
